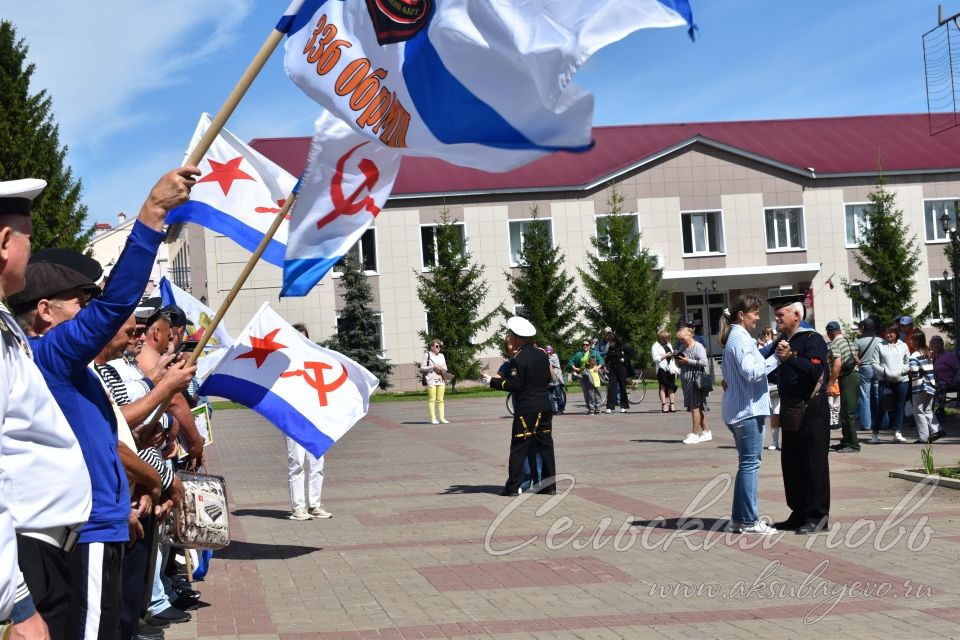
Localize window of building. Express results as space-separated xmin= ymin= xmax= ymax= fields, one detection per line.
xmin=681 ymin=210 xmax=724 ymax=255
xmin=924 ymin=199 xmax=959 ymax=242
xmin=513 ymin=304 xmax=529 ymax=318
xmin=595 ymin=214 xmax=640 ymax=256
xmin=420 ymin=223 xmax=466 ymax=269
xmin=764 ymin=207 xmax=805 ymax=251
xmin=334 ymin=228 xmax=377 ymax=273
xmin=336 ymin=313 xmax=384 ymax=354
xmin=930 ymin=278 xmax=951 ymax=318
xmin=508 ymin=219 xmax=553 ymax=267
xmin=844 ymin=203 xmax=870 ymax=247
xmin=848 ymin=284 xmax=865 ymax=322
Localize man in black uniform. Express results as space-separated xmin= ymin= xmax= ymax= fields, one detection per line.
xmin=484 ymin=317 xmax=556 ymax=496
xmin=769 ymin=294 xmax=830 ymax=534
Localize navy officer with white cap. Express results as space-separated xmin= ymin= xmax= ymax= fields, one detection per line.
xmin=768 ymin=293 xmax=831 ymax=535
xmin=0 ymin=178 xmax=93 ymax=639
xmin=483 ymin=316 xmax=557 ymax=495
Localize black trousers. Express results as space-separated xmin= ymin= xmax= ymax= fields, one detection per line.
xmin=505 ymin=412 xmax=556 ymax=493
xmin=16 ymin=534 xmax=81 ymax=640
xmin=781 ymin=397 xmax=831 ymax=523
xmin=120 ymin=516 xmax=156 ymax=640
xmin=606 ymin=366 xmax=630 ymax=410
xmin=74 ymin=541 xmax=124 ymax=640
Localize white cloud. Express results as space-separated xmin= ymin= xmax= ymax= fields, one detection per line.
xmin=6 ymin=1 xmax=254 ymax=147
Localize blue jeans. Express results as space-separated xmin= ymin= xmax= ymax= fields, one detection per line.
xmin=858 ymin=365 xmax=879 ymax=430
xmin=727 ymin=416 xmax=765 ymax=526
xmin=875 ymin=380 xmax=908 ymax=433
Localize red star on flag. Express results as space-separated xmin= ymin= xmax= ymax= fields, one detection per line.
xmin=197 ymin=156 xmax=256 ymax=196
xmin=235 ymin=328 xmax=287 ymax=368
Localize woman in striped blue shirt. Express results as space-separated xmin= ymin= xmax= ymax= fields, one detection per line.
xmin=907 ymin=330 xmax=943 ymax=444
xmin=719 ymin=294 xmax=782 ymax=534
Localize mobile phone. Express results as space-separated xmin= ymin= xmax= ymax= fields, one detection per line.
xmin=174 ymin=340 xmax=201 ymax=357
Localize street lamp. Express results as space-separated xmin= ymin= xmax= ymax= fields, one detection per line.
xmin=940 ymin=210 xmax=960 ymax=356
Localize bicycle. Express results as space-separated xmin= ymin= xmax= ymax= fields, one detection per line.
xmin=624 ymin=373 xmax=646 ymax=405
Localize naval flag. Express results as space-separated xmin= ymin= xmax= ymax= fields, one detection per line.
xmin=198 ymin=303 xmax=379 ymax=457
xmin=166 ymin=113 xmax=297 ymax=266
xmin=280 ymin=0 xmax=695 ymax=171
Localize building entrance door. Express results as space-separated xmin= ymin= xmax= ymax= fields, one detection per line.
xmin=683 ymin=292 xmax=728 ymax=360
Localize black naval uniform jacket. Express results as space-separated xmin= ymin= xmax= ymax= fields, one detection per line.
xmin=489 ymin=343 xmax=552 ymax=414
xmin=776 ymin=328 xmax=829 ymax=403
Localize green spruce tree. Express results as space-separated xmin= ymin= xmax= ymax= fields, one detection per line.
xmin=842 ymin=178 xmax=928 ymax=324
xmin=504 ymin=206 xmax=582 ymax=362
xmin=416 ymin=209 xmax=499 ymax=389
xmin=0 ymin=21 xmax=92 ymax=251
xmin=325 ymin=253 xmax=393 ymax=389
xmin=578 ymin=184 xmax=668 ymax=367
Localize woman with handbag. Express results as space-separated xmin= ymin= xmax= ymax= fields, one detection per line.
xmin=675 ymin=326 xmax=711 ymax=443
xmin=652 ymin=330 xmax=678 ymax=412
xmin=873 ymin=324 xmax=910 ymax=444
xmin=718 ymin=296 xmax=781 ymax=534
xmin=420 ymin=339 xmax=451 ymax=424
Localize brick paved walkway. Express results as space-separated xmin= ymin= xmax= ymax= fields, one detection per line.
xmin=167 ymin=392 xmax=960 ymax=639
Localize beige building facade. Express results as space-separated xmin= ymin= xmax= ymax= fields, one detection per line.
xmin=169 ymin=115 xmax=960 ymax=390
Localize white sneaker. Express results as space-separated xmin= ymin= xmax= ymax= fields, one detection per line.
xmin=894 ymin=431 xmax=907 ymax=443
xmin=289 ymin=507 xmax=312 ymax=521
xmin=621 ymin=408 xmax=627 ymax=413
xmin=699 ymin=431 xmax=713 ymax=442
xmin=309 ymin=506 xmax=333 ymax=519
xmin=439 ymin=418 xmax=450 ymax=424
xmin=605 ymin=409 xmax=612 ymax=414
xmin=431 ymin=419 xmax=439 ymax=425
xmin=682 ymin=433 xmax=700 ymax=444
xmin=870 ymin=433 xmax=880 ymax=444
xmin=766 ymin=445 xmax=777 ymax=450
xmin=738 ymin=521 xmax=777 ymax=535
xmin=727 ymin=520 xmax=743 ymax=533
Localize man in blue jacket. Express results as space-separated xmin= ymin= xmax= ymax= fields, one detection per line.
xmin=8 ymin=166 xmax=198 ymax=640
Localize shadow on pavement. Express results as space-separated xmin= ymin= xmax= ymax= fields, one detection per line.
xmin=630 ymin=438 xmax=684 ymax=444
xmin=217 ymin=540 xmax=322 ymax=561
xmin=441 ymin=484 xmax=504 ymax=495
xmin=232 ymin=508 xmax=291 ymax=520
xmin=629 ymin=517 xmax=727 ymax=531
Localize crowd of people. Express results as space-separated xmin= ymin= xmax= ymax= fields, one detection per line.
xmin=0 ymin=170 xmax=221 ymax=640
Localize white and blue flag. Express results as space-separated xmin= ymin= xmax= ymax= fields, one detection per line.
xmin=199 ymin=303 xmax=379 ymax=457
xmin=280 ymin=0 xmax=695 ymax=171
xmin=166 ymin=113 xmax=296 ymax=266
xmin=281 ymin=112 xmax=401 ymax=297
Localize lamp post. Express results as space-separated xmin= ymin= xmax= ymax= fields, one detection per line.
xmin=941 ymin=210 xmax=960 ymax=356
xmin=694 ymin=279 xmax=719 ymax=370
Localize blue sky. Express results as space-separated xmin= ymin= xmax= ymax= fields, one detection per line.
xmin=3 ymin=0 xmax=951 ymax=225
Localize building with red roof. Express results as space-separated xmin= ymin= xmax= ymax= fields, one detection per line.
xmin=174 ymin=113 xmax=960 ymax=389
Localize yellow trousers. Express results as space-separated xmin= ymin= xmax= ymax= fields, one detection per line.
xmin=427 ymin=384 xmax=446 ymax=421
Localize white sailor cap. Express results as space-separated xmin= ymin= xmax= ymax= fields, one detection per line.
xmin=506 ymin=316 xmax=536 ymax=338
xmin=0 ymin=178 xmax=47 ymax=215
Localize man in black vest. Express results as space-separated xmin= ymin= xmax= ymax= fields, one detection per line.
xmin=484 ymin=317 xmax=556 ymax=496
xmin=769 ymin=294 xmax=830 ymax=534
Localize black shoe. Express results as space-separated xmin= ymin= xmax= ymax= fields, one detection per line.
xmin=795 ymin=519 xmax=829 ymax=535
xmin=929 ymin=430 xmax=945 ymax=442
xmin=172 ymin=593 xmax=201 ymax=611
xmin=835 ymin=445 xmax=860 ymax=452
xmin=913 ymin=439 xmax=929 ymax=444
xmin=773 ymin=519 xmax=803 ymax=531
xmin=499 ymin=487 xmax=521 ymax=496
xmin=147 ymin=607 xmax=191 ymax=624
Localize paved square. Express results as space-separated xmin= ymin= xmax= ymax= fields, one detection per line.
xmin=167 ymin=393 xmax=960 ymax=639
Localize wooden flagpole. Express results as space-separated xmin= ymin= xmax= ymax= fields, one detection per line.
xmin=185 ymin=192 xmax=297 ymax=367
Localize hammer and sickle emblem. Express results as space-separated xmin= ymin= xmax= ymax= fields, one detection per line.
xmin=315 ymin=142 xmax=381 ymax=230
xmin=280 ymin=361 xmax=349 ymax=406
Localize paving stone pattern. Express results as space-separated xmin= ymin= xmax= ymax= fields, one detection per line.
xmin=167 ymin=392 xmax=960 ymax=639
